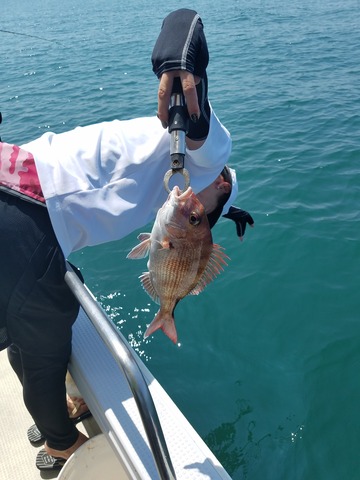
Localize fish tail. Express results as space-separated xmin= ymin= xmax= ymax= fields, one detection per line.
xmin=144 ymin=310 xmax=178 ymax=344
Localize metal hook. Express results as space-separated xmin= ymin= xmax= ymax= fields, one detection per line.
xmin=163 ymin=167 xmax=190 ymax=193
xmin=163 ymin=78 xmax=191 ymax=194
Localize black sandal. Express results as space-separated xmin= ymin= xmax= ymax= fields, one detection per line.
xmin=27 ymin=410 xmax=92 ymax=444
xmin=36 ymin=449 xmax=66 ymax=471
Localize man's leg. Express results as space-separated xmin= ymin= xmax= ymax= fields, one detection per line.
xmin=2 ymin=193 xmax=87 ymax=454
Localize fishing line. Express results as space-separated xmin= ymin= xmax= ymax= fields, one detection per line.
xmin=0 ymin=29 xmax=65 ymax=142
xmin=0 ymin=29 xmax=66 ymax=47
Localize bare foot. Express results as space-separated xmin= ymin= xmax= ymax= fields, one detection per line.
xmin=45 ymin=431 xmax=88 ymax=460
xmin=66 ymin=394 xmax=89 ymax=418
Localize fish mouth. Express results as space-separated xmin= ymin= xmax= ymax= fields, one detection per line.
xmin=172 ymin=185 xmax=193 ymax=200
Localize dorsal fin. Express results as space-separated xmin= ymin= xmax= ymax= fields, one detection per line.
xmin=188 ymin=244 xmax=229 ymax=295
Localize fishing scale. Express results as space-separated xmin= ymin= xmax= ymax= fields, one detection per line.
xmin=163 ymin=77 xmax=190 ymax=193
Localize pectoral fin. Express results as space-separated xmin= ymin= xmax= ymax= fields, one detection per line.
xmin=127 ymin=234 xmax=151 ymax=259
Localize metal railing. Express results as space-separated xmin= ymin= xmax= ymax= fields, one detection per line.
xmin=65 ymin=262 xmax=176 ymax=480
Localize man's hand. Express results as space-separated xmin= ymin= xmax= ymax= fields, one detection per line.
xmin=223 ymin=207 xmax=255 ymax=241
xmin=157 ymin=70 xmax=200 ymax=128
xmin=152 ymin=9 xmax=209 ymax=138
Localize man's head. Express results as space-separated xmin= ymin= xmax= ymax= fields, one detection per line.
xmin=196 ymin=166 xmax=232 ymax=228
xmin=197 ymin=165 xmax=255 ymax=239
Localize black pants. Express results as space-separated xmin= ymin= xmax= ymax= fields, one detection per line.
xmin=0 ymin=190 xmax=80 ymax=450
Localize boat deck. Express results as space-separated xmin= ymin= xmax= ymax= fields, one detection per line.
xmin=0 ymin=349 xmax=95 ymax=480
xmin=0 ymin=348 xmax=39 ymax=480
xmin=0 ymin=302 xmax=232 ymax=480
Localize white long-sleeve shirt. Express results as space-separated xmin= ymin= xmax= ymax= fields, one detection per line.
xmin=20 ymin=108 xmax=237 ymax=257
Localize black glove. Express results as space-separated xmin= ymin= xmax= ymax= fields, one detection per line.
xmin=152 ymin=9 xmax=210 ymax=140
xmin=223 ymin=206 xmax=255 ymax=239
xmin=152 ymin=9 xmax=209 ymax=79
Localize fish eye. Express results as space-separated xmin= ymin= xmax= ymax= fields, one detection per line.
xmin=189 ymin=211 xmax=201 ymax=226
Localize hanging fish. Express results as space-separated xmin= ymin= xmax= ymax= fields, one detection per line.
xmin=127 ymin=186 xmax=228 ymax=344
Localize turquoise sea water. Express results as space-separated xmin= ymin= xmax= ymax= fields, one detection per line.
xmin=1 ymin=0 xmax=360 ymax=478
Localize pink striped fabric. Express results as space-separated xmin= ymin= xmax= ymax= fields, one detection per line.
xmin=0 ymin=142 xmax=45 ymax=204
